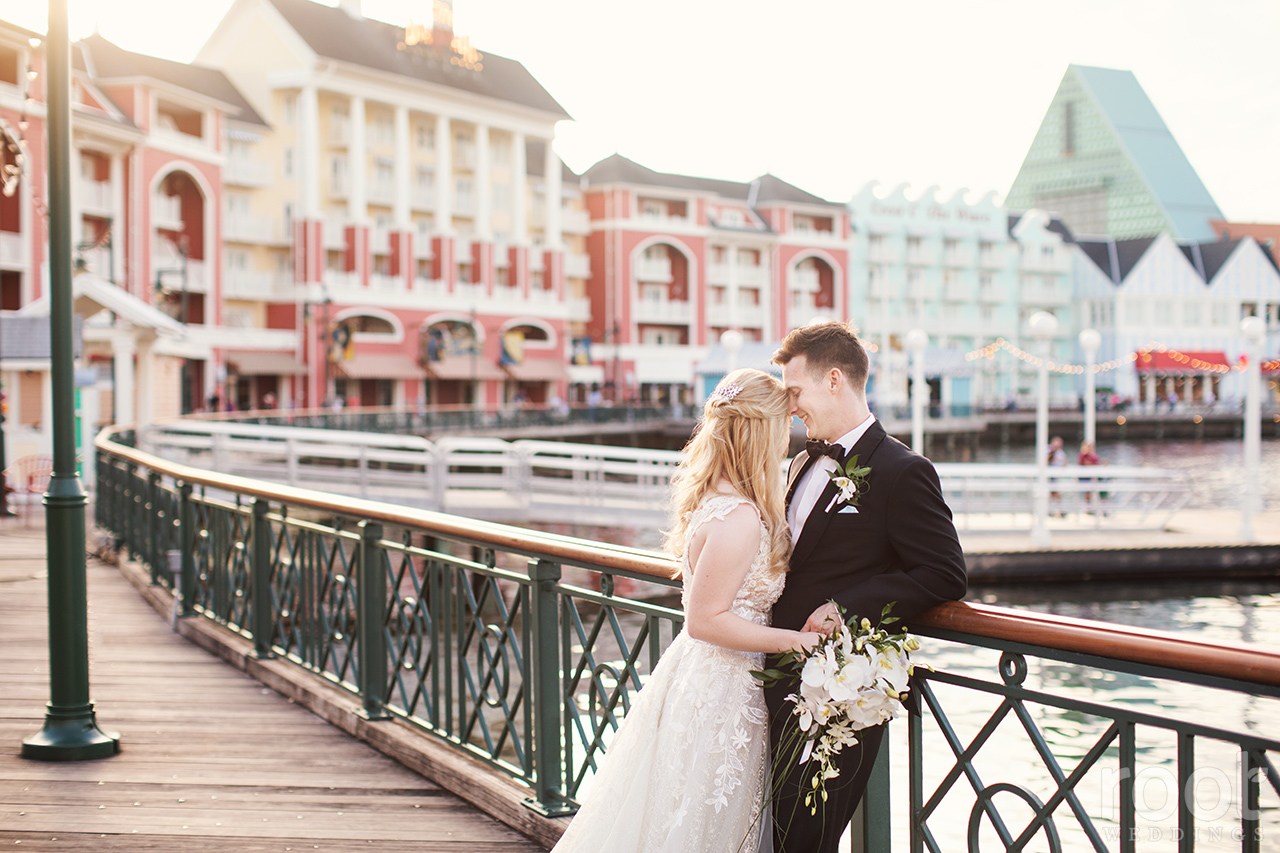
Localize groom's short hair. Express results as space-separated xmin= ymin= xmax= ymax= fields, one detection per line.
xmin=773 ymin=321 xmax=869 ymax=391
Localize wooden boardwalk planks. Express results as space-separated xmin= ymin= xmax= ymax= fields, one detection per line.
xmin=0 ymin=522 xmax=541 ymax=851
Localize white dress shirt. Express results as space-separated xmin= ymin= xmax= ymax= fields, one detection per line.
xmin=788 ymin=414 xmax=877 ymax=545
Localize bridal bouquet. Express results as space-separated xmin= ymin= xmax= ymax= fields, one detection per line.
xmin=754 ymin=602 xmax=920 ymax=813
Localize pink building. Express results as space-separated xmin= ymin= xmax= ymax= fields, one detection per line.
xmin=581 ymin=155 xmax=851 ymax=402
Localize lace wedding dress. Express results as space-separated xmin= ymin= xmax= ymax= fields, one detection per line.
xmin=552 ymin=494 xmax=786 ymax=853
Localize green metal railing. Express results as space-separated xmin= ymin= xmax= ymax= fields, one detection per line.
xmin=93 ymin=426 xmax=1280 ymax=850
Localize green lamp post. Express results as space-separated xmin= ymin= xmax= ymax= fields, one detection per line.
xmin=21 ymin=0 xmax=120 ymax=761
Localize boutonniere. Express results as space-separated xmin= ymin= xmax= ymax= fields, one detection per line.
xmin=827 ymin=454 xmax=871 ymax=508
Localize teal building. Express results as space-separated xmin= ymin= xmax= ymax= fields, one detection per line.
xmin=1006 ymin=65 xmax=1223 ymax=242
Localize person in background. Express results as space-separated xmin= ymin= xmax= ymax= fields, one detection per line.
xmin=1047 ymin=435 xmax=1068 ymax=517
xmin=1078 ymin=441 xmax=1104 ymax=513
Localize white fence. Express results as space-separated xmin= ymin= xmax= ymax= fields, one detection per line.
xmin=139 ymin=422 xmax=1191 ymax=531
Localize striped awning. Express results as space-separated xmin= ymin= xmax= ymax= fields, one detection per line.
xmin=424 ymin=357 xmax=506 ymax=381
xmin=502 ymin=359 xmax=569 ymax=382
xmin=226 ymin=351 xmax=307 ymax=376
xmin=335 ymin=353 xmax=426 ymax=380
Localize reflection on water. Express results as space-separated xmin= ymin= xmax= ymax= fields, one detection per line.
xmin=899 ymin=579 xmax=1280 ymax=851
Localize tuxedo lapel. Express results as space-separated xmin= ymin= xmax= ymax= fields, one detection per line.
xmin=785 ymin=451 xmax=817 ymax=511
xmin=789 ymin=421 xmax=890 ymax=570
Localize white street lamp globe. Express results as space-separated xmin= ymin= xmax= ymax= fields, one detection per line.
xmin=1078 ymin=328 xmax=1101 ymax=356
xmin=1029 ymin=311 xmax=1059 ymax=339
xmin=719 ymin=328 xmax=745 ymax=353
xmin=905 ymin=327 xmax=929 ymax=352
xmin=1241 ymin=315 xmax=1266 ymax=341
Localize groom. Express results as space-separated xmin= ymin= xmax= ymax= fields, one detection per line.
xmin=768 ymin=321 xmax=967 ymax=852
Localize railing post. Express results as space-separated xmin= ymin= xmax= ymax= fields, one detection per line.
xmin=251 ymin=499 xmax=275 ymax=659
xmin=147 ymin=471 xmax=161 ymax=585
xmin=850 ymin=730 xmax=891 ymax=853
xmin=357 ymin=520 xmax=389 ymax=720
xmin=178 ymin=482 xmax=196 ymax=617
xmin=525 ymin=558 xmax=572 ymax=815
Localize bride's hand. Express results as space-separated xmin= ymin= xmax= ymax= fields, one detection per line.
xmin=790 ymin=630 xmax=822 ymax=653
xmin=802 ymin=602 xmax=841 ymax=635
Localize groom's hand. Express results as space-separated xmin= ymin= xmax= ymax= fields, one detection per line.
xmin=802 ymin=602 xmax=841 ymax=635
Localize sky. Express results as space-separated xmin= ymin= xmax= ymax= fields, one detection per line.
xmin=8 ymin=0 xmax=1280 ymax=222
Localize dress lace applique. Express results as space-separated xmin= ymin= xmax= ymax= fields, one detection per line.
xmin=552 ymin=493 xmax=784 ymax=853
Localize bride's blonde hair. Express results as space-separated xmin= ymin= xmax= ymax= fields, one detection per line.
xmin=665 ymin=368 xmax=792 ymax=574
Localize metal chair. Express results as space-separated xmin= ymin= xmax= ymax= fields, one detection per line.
xmin=3 ymin=454 xmax=53 ymax=526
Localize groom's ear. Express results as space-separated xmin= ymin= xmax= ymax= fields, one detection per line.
xmin=826 ymin=367 xmax=844 ymax=392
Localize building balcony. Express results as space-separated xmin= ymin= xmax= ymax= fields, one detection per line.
xmin=454 ymin=192 xmax=476 ymax=217
xmin=152 ymin=195 xmax=183 ymax=230
xmin=740 ymin=265 xmax=769 ymax=287
xmin=944 ymin=281 xmax=974 ymax=301
xmin=368 ymin=181 xmax=395 ymax=207
xmin=224 ymin=214 xmax=280 ymax=245
xmin=978 ymin=249 xmax=1005 ymax=270
xmin=78 ymin=246 xmax=112 ymax=278
xmin=706 ymin=302 xmax=766 ymax=327
xmin=636 ymin=211 xmax=690 ymax=227
xmin=791 ymin=268 xmax=820 ymax=293
xmin=153 ymin=256 xmax=209 ymax=294
xmin=371 ymin=225 xmax=391 ymax=255
xmin=943 ymin=247 xmax=974 ymax=268
xmin=323 ymin=216 xmax=348 ymax=251
xmin=223 ymin=269 xmax=292 ymax=301
xmin=567 ymin=296 xmax=592 ymax=322
xmin=634 ymin=298 xmax=692 ymax=324
xmin=978 ymin=284 xmax=1003 ymax=303
xmin=565 ymin=252 xmax=591 ymax=279
xmin=0 ymin=231 xmax=22 ymax=265
xmin=530 ymin=251 xmax=545 ymax=272
xmin=414 ymin=233 xmax=434 ymax=259
xmin=867 ymin=241 xmax=901 ymax=264
xmin=411 ymin=186 xmax=435 ymax=211
xmin=1020 ymin=285 xmax=1072 ymax=306
xmin=454 ymin=144 xmax=477 ymax=172
xmin=905 ymin=246 xmax=937 ymax=266
xmin=329 ymin=173 xmax=349 ymax=200
xmin=1020 ymin=250 xmax=1072 ymax=274
xmin=867 ymin=278 xmax=896 ymax=299
xmin=322 ymin=269 xmax=359 ymax=292
xmin=636 ymin=257 xmax=673 ymax=283
xmin=562 ymin=207 xmax=590 ymax=234
xmin=455 ymin=281 xmax=486 ymax=302
xmin=224 ymin=156 xmax=272 ymax=188
xmin=707 ymin=263 xmax=729 ymax=285
xmin=370 ymin=272 xmax=401 ymax=292
xmin=78 ymin=179 xmax=113 ymax=214
xmin=329 ymin=116 xmax=351 ymax=148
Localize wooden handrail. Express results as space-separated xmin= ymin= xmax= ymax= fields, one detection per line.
xmin=915 ymin=601 xmax=1280 ymax=691
xmin=98 ymin=427 xmax=1280 ymax=690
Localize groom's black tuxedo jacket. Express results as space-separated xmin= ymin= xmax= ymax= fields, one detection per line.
xmin=773 ymin=420 xmax=967 ymax=631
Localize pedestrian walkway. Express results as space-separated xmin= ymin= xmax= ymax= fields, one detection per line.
xmin=0 ymin=519 xmax=541 ymax=852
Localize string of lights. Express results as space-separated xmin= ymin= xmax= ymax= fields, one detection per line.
xmin=961 ymin=338 xmax=1275 ymax=374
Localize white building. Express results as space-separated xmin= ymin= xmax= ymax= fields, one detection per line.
xmin=847 ymin=183 xmax=1075 ymax=413
xmin=1074 ymin=233 xmax=1280 ymax=407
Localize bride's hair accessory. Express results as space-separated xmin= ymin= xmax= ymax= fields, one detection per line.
xmin=710 ymin=383 xmax=743 ymax=402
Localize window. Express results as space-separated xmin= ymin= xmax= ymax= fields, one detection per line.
xmin=1211 ymin=303 xmax=1228 ymax=327
xmin=1183 ymin=303 xmax=1199 ymax=326
xmin=415 ymin=123 xmax=434 ymax=150
xmin=376 ymin=163 xmax=394 ymax=185
xmin=1242 ymin=302 xmax=1258 ymax=320
xmin=1154 ymin=301 xmax=1173 ymax=326
xmin=283 ymin=147 xmax=293 ymax=179
xmin=491 ymin=136 xmax=510 ymax=163
xmin=643 ymin=201 xmax=665 ymax=218
xmin=282 ymin=94 xmax=296 ymax=126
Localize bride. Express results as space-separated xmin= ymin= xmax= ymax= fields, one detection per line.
xmin=552 ymin=368 xmax=819 ymax=853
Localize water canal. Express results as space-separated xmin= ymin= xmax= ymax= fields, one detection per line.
xmin=530 ymin=437 xmax=1280 ymax=850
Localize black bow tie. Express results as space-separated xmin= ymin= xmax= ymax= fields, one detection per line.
xmin=805 ymin=439 xmax=846 ymax=463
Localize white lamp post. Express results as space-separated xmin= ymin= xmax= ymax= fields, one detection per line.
xmin=1079 ymin=328 xmax=1101 ymax=448
xmin=1029 ymin=311 xmax=1059 ymax=548
xmin=905 ymin=328 xmax=928 ymax=454
xmin=1239 ymin=316 xmax=1265 ymax=541
xmin=719 ymin=328 xmax=745 ymax=375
